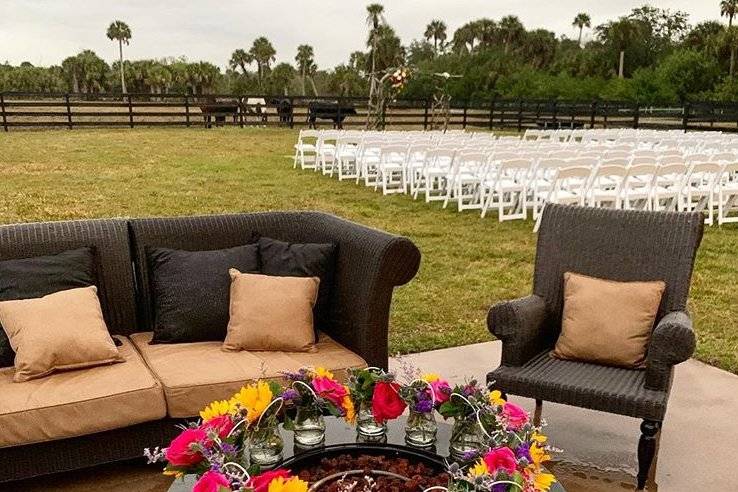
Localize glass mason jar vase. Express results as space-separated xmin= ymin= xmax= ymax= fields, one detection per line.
xmin=404 ymin=410 xmax=437 ymax=447
xmin=356 ymin=401 xmax=387 ymax=438
xmin=448 ymin=415 xmax=485 ymax=462
xmin=249 ymin=419 xmax=284 ymax=468
xmin=293 ymin=405 xmax=326 ymax=446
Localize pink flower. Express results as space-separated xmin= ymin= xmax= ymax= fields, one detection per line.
xmin=193 ymin=470 xmax=231 ymax=492
xmin=199 ymin=415 xmax=234 ymax=441
xmin=372 ymin=381 xmax=407 ymax=423
xmin=483 ymin=447 xmax=518 ymax=476
xmin=312 ymin=376 xmax=348 ymax=407
xmin=248 ymin=469 xmax=292 ymax=492
xmin=501 ymin=402 xmax=529 ymax=430
xmin=165 ymin=428 xmax=207 ymax=467
xmin=429 ymin=379 xmax=451 ymax=404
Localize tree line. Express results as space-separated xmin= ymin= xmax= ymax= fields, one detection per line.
xmin=3 ymin=2 xmax=738 ymax=105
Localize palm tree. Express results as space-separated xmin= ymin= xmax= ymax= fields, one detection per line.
xmin=106 ymin=20 xmax=132 ymax=93
xmin=249 ymin=37 xmax=276 ymax=89
xmin=499 ymin=15 xmax=525 ymax=54
xmin=721 ymin=26 xmax=738 ymax=78
xmin=424 ymin=20 xmax=447 ymax=52
xmin=722 ymin=0 xmax=738 ymax=28
xmin=229 ymin=49 xmax=254 ymax=75
xmin=597 ymin=18 xmax=644 ymax=78
xmin=295 ymin=44 xmax=316 ymax=96
xmin=452 ymin=24 xmax=477 ymax=54
xmin=572 ymin=12 xmax=591 ymax=46
xmin=366 ymin=3 xmax=385 ymax=98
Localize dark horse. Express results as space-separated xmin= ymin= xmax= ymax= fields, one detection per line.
xmin=199 ymin=97 xmax=240 ymax=128
xmin=307 ymin=101 xmax=357 ymax=128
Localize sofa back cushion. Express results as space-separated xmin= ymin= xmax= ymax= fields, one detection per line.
xmin=129 ymin=213 xmax=341 ymax=332
xmin=0 ymin=219 xmax=137 ymax=345
xmin=0 ymin=247 xmax=96 ymax=367
xmin=147 ymin=244 xmax=259 ymax=343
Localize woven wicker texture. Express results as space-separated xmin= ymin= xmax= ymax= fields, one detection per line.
xmin=488 ymin=204 xmax=704 ymax=420
xmin=129 ymin=211 xmax=421 ymax=369
xmin=0 ymin=219 xmax=137 ymax=335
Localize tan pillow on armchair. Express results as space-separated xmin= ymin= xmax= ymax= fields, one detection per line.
xmin=552 ymin=272 xmax=665 ymax=369
xmin=0 ymin=286 xmax=123 ymax=382
xmin=223 ymin=269 xmax=318 ymax=353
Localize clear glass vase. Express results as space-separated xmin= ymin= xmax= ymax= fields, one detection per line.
xmin=449 ymin=415 xmax=485 ymax=462
xmin=249 ymin=419 xmax=284 ymax=468
xmin=356 ymin=401 xmax=387 ymax=437
xmin=404 ymin=410 xmax=437 ymax=447
xmin=293 ymin=405 xmax=326 ymax=446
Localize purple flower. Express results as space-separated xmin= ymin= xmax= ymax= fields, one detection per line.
xmin=219 ymin=443 xmax=237 ymax=455
xmin=415 ymin=399 xmax=433 ymax=413
xmin=515 ymin=442 xmax=531 ymax=462
xmin=281 ymin=389 xmax=300 ymax=401
xmin=491 ymin=484 xmax=508 ymax=492
xmin=462 ymin=449 xmax=479 ymax=461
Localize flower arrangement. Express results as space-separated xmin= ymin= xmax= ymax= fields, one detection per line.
xmin=398 ymin=373 xmax=451 ymax=446
xmin=282 ymin=367 xmax=355 ymax=423
xmin=146 ymin=380 xmax=285 ymax=487
xmin=389 ymin=67 xmax=410 ymax=90
xmin=347 ymin=367 xmax=407 ymax=437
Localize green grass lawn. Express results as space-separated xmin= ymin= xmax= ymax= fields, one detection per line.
xmin=1 ymin=127 xmax=737 ymax=374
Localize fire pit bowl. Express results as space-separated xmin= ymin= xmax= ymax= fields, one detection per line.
xmin=281 ymin=443 xmax=450 ymax=491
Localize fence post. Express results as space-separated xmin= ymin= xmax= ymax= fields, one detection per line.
xmin=127 ymin=94 xmax=134 ymax=128
xmin=682 ymin=102 xmax=690 ymax=133
xmin=185 ymin=95 xmax=191 ymax=127
xmin=603 ymin=102 xmax=609 ymax=129
xmin=238 ymin=96 xmax=244 ymax=128
xmin=336 ymin=96 xmax=343 ymax=129
xmin=289 ymin=97 xmax=295 ymax=129
xmin=65 ymin=94 xmax=73 ymax=130
xmin=551 ymin=100 xmax=558 ymax=128
xmin=0 ymin=93 xmax=7 ymax=132
xmin=462 ymin=102 xmax=468 ymax=129
xmin=633 ymin=103 xmax=640 ymax=129
xmin=488 ymin=97 xmax=496 ymax=131
xmin=589 ymin=100 xmax=597 ymax=129
xmin=423 ymin=98 xmax=430 ymax=130
xmin=517 ymin=100 xmax=523 ymax=133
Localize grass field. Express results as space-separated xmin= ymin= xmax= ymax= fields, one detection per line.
xmin=1 ymin=127 xmax=736 ymax=374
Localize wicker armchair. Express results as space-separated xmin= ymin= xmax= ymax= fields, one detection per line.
xmin=487 ymin=204 xmax=704 ymax=490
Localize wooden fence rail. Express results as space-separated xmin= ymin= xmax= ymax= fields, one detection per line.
xmin=2 ymin=92 xmax=738 ymax=133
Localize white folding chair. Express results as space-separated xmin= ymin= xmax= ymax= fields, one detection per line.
xmin=481 ymin=158 xmax=532 ymax=221
xmin=652 ymin=163 xmax=688 ymax=212
xmin=293 ymin=129 xmax=319 ymax=170
xmin=717 ymin=162 xmax=738 ymax=225
xmin=443 ymin=150 xmax=489 ymax=211
xmin=376 ymin=144 xmax=409 ymax=195
xmin=588 ymin=164 xmax=628 ymax=209
xmin=684 ymin=162 xmax=722 ymax=225
xmin=533 ymin=166 xmax=591 ymax=232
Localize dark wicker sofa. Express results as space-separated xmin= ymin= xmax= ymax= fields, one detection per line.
xmin=0 ymin=211 xmax=420 ymax=483
xmin=487 ymin=204 xmax=703 ymax=490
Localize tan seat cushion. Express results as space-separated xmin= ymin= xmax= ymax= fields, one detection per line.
xmin=223 ymin=270 xmax=318 ymax=353
xmin=0 ymin=336 xmax=166 ymax=448
xmin=553 ymin=272 xmax=666 ymax=369
xmin=130 ymin=331 xmax=367 ymax=418
xmin=0 ymin=286 xmax=123 ymax=382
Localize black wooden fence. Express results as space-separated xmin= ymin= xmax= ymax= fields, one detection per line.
xmin=2 ymin=92 xmax=738 ymax=132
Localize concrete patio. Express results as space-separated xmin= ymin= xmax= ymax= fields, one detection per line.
xmin=391 ymin=340 xmax=737 ymax=491
xmin=14 ymin=341 xmax=735 ymax=492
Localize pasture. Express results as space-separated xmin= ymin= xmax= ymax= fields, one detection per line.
xmin=1 ymin=127 xmax=736 ymax=374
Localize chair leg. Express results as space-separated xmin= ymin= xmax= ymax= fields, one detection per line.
xmin=533 ymin=399 xmax=543 ymax=427
xmin=637 ymin=419 xmax=661 ymax=490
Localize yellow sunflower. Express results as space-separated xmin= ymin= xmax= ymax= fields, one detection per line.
xmin=199 ymin=399 xmax=232 ymax=421
xmin=315 ymin=367 xmax=335 ymax=380
xmin=529 ymin=442 xmax=551 ymax=470
xmin=267 ymin=476 xmax=309 ymax=492
xmin=342 ymin=392 xmax=356 ymax=424
xmin=489 ymin=390 xmax=506 ymax=406
xmin=421 ymin=373 xmax=440 ymax=383
xmin=229 ymin=381 xmax=274 ymax=423
xmin=533 ymin=472 xmax=557 ymax=491
xmin=468 ymin=459 xmax=489 ymax=478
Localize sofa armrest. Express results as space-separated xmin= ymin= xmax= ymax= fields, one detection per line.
xmin=645 ymin=311 xmax=696 ymax=391
xmin=487 ymin=295 xmax=549 ymax=367
xmin=303 ymin=213 xmax=421 ymax=370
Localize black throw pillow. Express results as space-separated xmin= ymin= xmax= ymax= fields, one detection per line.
xmin=0 ymin=247 xmax=97 ymax=367
xmin=258 ymin=237 xmax=336 ymax=328
xmin=147 ymin=243 xmax=259 ymax=343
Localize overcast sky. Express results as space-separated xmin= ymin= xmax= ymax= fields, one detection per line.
xmin=0 ymin=1 xmax=722 ymax=70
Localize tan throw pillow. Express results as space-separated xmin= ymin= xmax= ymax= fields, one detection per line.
xmin=552 ymin=272 xmax=666 ymax=369
xmin=223 ymin=269 xmax=318 ymax=353
xmin=0 ymin=286 xmax=123 ymax=382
